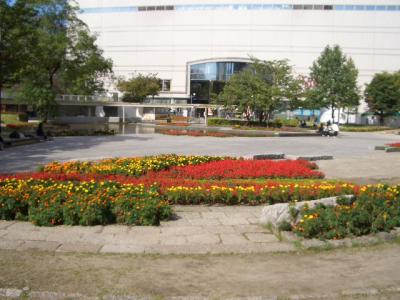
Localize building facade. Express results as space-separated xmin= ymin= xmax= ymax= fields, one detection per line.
xmin=76 ymin=0 xmax=400 ymax=106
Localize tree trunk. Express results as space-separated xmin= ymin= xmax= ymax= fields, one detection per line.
xmin=380 ymin=111 xmax=384 ymax=126
xmin=346 ymin=107 xmax=350 ymax=124
xmin=331 ymin=104 xmax=335 ymax=123
xmin=259 ymin=111 xmax=264 ymax=125
xmin=337 ymin=107 xmax=341 ymax=124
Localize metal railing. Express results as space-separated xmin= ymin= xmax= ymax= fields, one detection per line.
xmin=57 ymin=94 xmax=119 ymax=103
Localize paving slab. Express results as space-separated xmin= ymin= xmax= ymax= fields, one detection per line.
xmin=159 ymin=236 xmax=188 ymax=246
xmin=245 ymin=233 xmax=278 ymax=243
xmin=220 ymin=233 xmax=249 ymax=245
xmin=233 ymin=225 xmax=269 ymax=234
xmin=0 ymin=206 xmax=289 ymax=254
xmin=56 ymin=242 xmax=101 ymax=253
xmin=0 ymin=238 xmax=24 ymax=250
xmin=186 ymin=233 xmax=221 ymax=245
xmin=188 ymin=218 xmax=221 ymax=226
xmin=19 ymin=240 xmax=61 ymax=252
xmin=219 ymin=217 xmax=250 ymax=226
xmin=0 ymin=221 xmax=15 ymax=230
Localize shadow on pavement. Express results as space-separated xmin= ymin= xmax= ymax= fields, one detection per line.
xmin=0 ymin=135 xmax=151 ymax=174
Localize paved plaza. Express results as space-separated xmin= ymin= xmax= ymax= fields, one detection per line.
xmin=0 ymin=131 xmax=399 ymax=181
xmin=0 ymin=131 xmax=399 ymax=255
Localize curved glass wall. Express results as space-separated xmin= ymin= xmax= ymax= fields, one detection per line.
xmin=190 ymin=61 xmax=249 ymax=103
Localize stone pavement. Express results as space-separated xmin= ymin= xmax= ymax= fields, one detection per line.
xmin=0 ymin=206 xmax=295 ymax=255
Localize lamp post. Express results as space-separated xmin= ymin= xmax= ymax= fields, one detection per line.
xmin=190 ymin=92 xmax=196 ymax=104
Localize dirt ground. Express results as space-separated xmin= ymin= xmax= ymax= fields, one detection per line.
xmin=1 ymin=243 xmax=400 ymax=299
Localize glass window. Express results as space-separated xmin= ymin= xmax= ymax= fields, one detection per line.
xmin=161 ymin=80 xmax=171 ymax=92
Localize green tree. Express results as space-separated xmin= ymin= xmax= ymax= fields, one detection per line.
xmin=0 ymin=0 xmax=37 ymax=132
xmin=364 ymin=71 xmax=400 ymax=125
xmin=117 ymin=74 xmax=161 ymax=102
xmin=16 ymin=0 xmax=113 ymax=120
xmin=308 ymin=45 xmax=360 ymax=122
xmin=219 ymin=58 xmax=303 ymax=125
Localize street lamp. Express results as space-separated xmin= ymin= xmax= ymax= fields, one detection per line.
xmin=190 ymin=92 xmax=196 ymax=104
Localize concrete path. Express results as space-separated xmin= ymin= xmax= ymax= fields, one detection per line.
xmin=0 ymin=131 xmax=399 ymax=176
xmin=0 ymin=206 xmax=295 ymax=255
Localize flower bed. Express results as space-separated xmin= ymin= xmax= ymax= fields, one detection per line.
xmin=157 ymin=129 xmax=231 ymax=137
xmin=165 ymin=182 xmax=356 ymax=205
xmin=292 ymin=185 xmax=400 ymax=239
xmin=387 ymin=142 xmax=400 ymax=148
xmin=40 ymin=154 xmax=228 ymax=177
xmin=157 ymin=159 xmax=323 ymax=180
xmin=0 ymin=178 xmax=171 ymax=226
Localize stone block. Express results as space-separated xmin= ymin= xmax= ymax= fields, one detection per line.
xmin=374 ymin=145 xmax=387 ymax=150
xmin=260 ymin=196 xmax=351 ymax=227
xmin=297 ymin=155 xmax=333 ymax=161
xmin=386 ymin=147 xmax=400 ymax=152
xmin=253 ymin=153 xmax=285 ymax=160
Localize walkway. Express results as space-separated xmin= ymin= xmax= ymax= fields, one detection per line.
xmin=0 ymin=131 xmax=399 ymax=179
xmin=0 ymin=206 xmax=294 ymax=255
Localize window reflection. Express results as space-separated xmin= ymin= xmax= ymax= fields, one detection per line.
xmin=190 ymin=61 xmax=249 ymax=103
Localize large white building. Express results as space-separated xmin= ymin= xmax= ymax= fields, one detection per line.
xmin=76 ymin=0 xmax=400 ymax=106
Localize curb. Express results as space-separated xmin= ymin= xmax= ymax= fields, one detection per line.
xmin=1 ymin=286 xmax=399 ymax=300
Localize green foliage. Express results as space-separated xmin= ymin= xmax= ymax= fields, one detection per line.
xmin=219 ymin=58 xmax=303 ymax=124
xmin=117 ymin=73 xmax=161 ymax=102
xmin=364 ymin=71 xmax=400 ymax=125
xmin=293 ymin=186 xmax=400 ymax=240
xmin=3 ymin=0 xmax=113 ymax=121
xmin=308 ymin=45 xmax=360 ymax=122
xmin=340 ymin=125 xmax=392 ymax=132
xmin=207 ymin=117 xmax=298 ymax=128
xmin=0 ymin=179 xmax=172 ymax=226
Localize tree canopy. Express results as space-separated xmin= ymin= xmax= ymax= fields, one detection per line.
xmin=1 ymin=0 xmax=113 ymax=121
xmin=117 ymin=74 xmax=161 ymax=102
xmin=308 ymin=45 xmax=360 ymax=122
xmin=218 ymin=58 xmax=303 ymax=124
xmin=364 ymin=71 xmax=400 ymax=124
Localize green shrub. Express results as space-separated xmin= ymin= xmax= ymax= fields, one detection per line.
xmin=340 ymin=125 xmax=392 ymax=132
xmin=0 ymin=179 xmax=172 ymax=226
xmin=207 ymin=117 xmax=299 ymax=128
xmin=293 ymin=187 xmax=400 ymax=240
